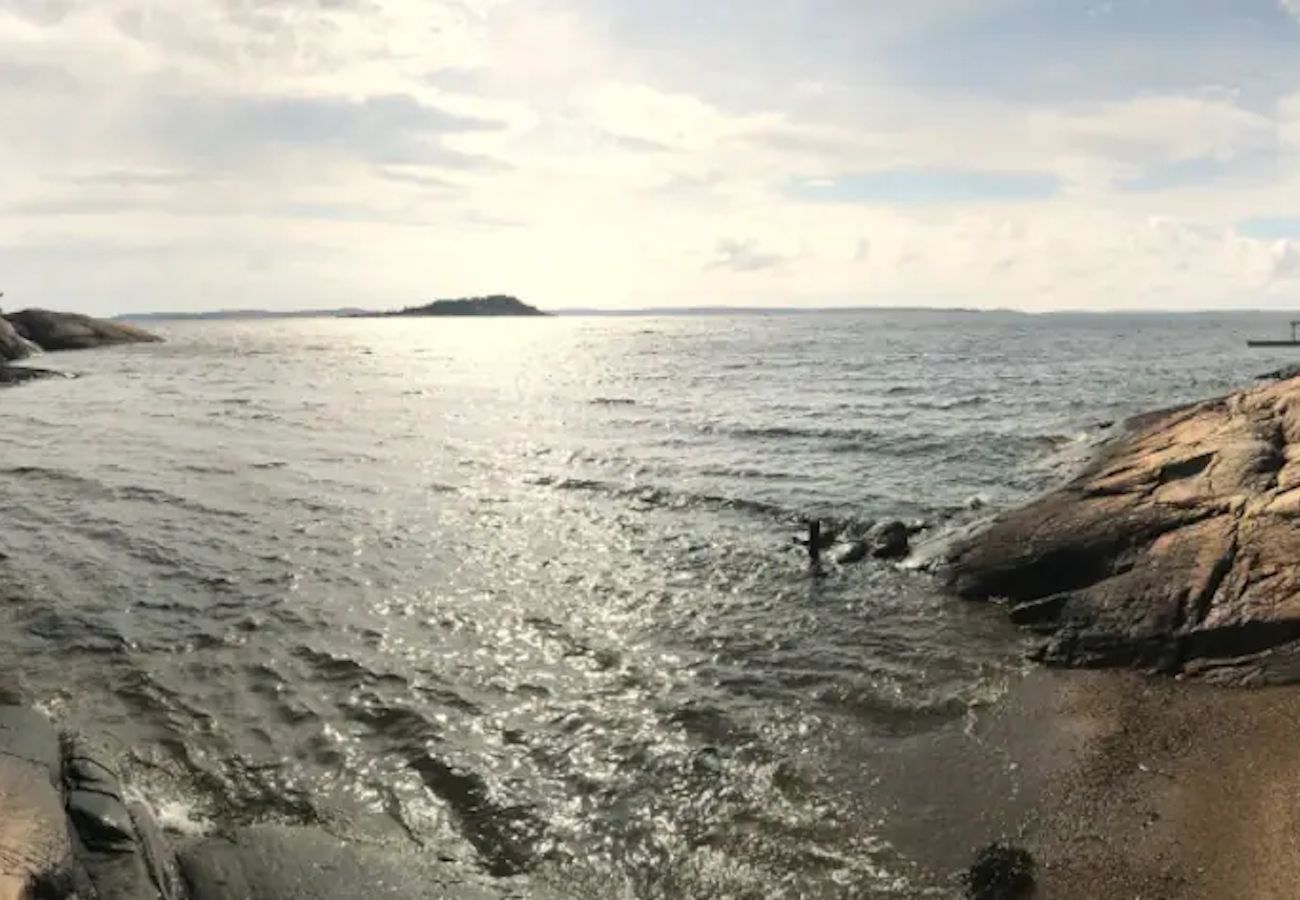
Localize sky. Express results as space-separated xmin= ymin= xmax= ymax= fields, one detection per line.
xmin=2 ymin=0 xmax=1300 ymax=313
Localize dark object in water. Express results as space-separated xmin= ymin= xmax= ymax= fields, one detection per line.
xmin=961 ymin=842 xmax=1035 ymax=900
xmin=794 ymin=519 xmax=835 ymax=566
xmin=868 ymin=520 xmax=910 ymax=559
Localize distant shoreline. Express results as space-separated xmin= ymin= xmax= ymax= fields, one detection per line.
xmin=116 ymin=305 xmax=993 ymax=322
xmin=113 ymin=306 xmax=1300 ymax=322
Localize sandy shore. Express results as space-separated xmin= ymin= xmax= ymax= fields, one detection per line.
xmin=966 ymin=669 xmax=1300 ymax=899
xmin=1023 ymin=670 xmax=1300 ymax=899
xmin=869 ymin=666 xmax=1300 ymax=898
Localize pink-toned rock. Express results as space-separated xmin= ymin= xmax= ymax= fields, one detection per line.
xmin=945 ymin=377 xmax=1300 ymax=679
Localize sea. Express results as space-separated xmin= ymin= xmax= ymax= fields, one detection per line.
xmin=0 ymin=310 xmax=1294 ymax=898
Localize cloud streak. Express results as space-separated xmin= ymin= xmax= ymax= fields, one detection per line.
xmin=0 ymin=0 xmax=1298 ymax=312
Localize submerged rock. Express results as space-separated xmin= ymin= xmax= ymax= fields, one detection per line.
xmin=0 ymin=703 xmax=551 ymax=900
xmin=962 ymin=843 xmax=1035 ymax=900
xmin=0 ymin=365 xmax=66 ymax=387
xmin=179 ymin=826 xmax=501 ymax=900
xmin=4 ymin=308 xmax=161 ymax=352
xmin=945 ymin=376 xmax=1300 ymax=678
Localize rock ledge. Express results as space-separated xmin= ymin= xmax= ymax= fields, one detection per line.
xmin=945 ymin=376 xmax=1300 ymax=681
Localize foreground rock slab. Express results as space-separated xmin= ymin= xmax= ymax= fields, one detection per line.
xmin=945 ymin=377 xmax=1300 ymax=679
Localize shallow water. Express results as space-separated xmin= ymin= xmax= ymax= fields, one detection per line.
xmin=0 ymin=310 xmax=1293 ymax=897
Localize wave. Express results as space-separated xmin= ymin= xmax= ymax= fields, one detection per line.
xmin=527 ymin=475 xmax=791 ymax=518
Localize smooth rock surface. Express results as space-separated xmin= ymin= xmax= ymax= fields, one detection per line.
xmin=178 ymin=826 xmax=509 ymax=900
xmin=945 ymin=376 xmax=1300 ymax=677
xmin=67 ymin=790 xmax=136 ymax=853
xmin=4 ymin=309 xmax=161 ymax=352
xmin=0 ymin=707 xmax=62 ymax=779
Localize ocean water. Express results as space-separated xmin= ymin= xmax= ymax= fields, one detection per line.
xmin=0 ymin=310 xmax=1293 ymax=897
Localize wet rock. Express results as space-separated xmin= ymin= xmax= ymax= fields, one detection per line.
xmin=4 ymin=308 xmax=161 ymax=352
xmin=67 ymin=790 xmax=136 ymax=853
xmin=0 ymin=317 xmax=32 ymax=361
xmin=945 ymin=376 xmax=1300 ymax=677
xmin=869 ymin=520 xmax=910 ymax=559
xmin=178 ymin=825 xmax=502 ymax=900
xmin=0 ymin=706 xmax=62 ymax=780
xmin=835 ymin=541 xmax=869 ymax=565
xmin=66 ymin=755 xmax=124 ymax=801
xmin=1260 ymin=363 xmax=1300 ymax=381
xmin=962 ymin=842 xmax=1035 ymax=900
xmin=0 ymin=365 xmax=65 ymax=386
xmin=128 ymin=800 xmax=183 ymax=900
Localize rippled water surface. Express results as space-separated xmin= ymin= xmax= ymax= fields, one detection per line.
xmin=0 ymin=311 xmax=1292 ymax=897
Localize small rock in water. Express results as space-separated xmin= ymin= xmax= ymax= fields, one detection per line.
xmin=868 ymin=521 xmax=910 ymax=559
xmin=1260 ymin=363 xmax=1300 ymax=381
xmin=835 ymin=541 xmax=869 ymax=565
xmin=962 ymin=842 xmax=1035 ymax=900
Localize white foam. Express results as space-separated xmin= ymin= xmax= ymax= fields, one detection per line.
xmin=129 ymin=790 xmax=214 ymax=837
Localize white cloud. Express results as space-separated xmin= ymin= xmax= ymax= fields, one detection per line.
xmin=0 ymin=0 xmax=1299 ymax=312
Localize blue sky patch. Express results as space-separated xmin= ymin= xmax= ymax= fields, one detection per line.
xmin=789 ymin=169 xmax=1061 ymax=205
xmin=1238 ymin=217 xmax=1300 ymax=239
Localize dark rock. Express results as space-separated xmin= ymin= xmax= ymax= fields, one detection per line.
xmin=962 ymin=842 xmax=1035 ymax=900
xmin=178 ymin=825 xmax=503 ymax=900
xmin=67 ymin=790 xmax=136 ymax=853
xmin=408 ymin=752 xmax=543 ymax=877
xmin=1259 ymin=364 xmax=1300 ymax=381
xmin=945 ymin=378 xmax=1300 ymax=677
xmin=869 ymin=520 xmax=910 ymax=559
xmin=5 ymin=308 xmax=162 ymax=352
xmin=76 ymin=801 xmax=172 ymax=900
xmin=66 ymin=755 xmax=124 ymax=800
xmin=0 ymin=365 xmax=66 ymax=386
xmin=835 ymin=541 xmax=869 ymax=565
xmin=128 ymin=801 xmax=183 ymax=900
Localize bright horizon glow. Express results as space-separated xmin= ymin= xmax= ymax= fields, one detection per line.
xmin=1 ymin=0 xmax=1300 ymax=314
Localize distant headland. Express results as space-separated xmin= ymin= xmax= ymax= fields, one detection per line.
xmin=354 ymin=295 xmax=547 ymax=318
xmin=121 ymin=295 xmax=548 ymax=321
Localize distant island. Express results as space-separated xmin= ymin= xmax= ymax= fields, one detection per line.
xmin=355 ymin=295 xmax=547 ymax=318
xmin=116 ymin=297 xmax=547 ymax=322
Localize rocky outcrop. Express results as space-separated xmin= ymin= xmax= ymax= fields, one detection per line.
xmin=0 ymin=318 xmax=35 ymax=361
xmin=944 ymin=376 xmax=1300 ymax=679
xmin=0 ymin=706 xmax=556 ymax=899
xmin=4 ymin=309 xmax=161 ymax=352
